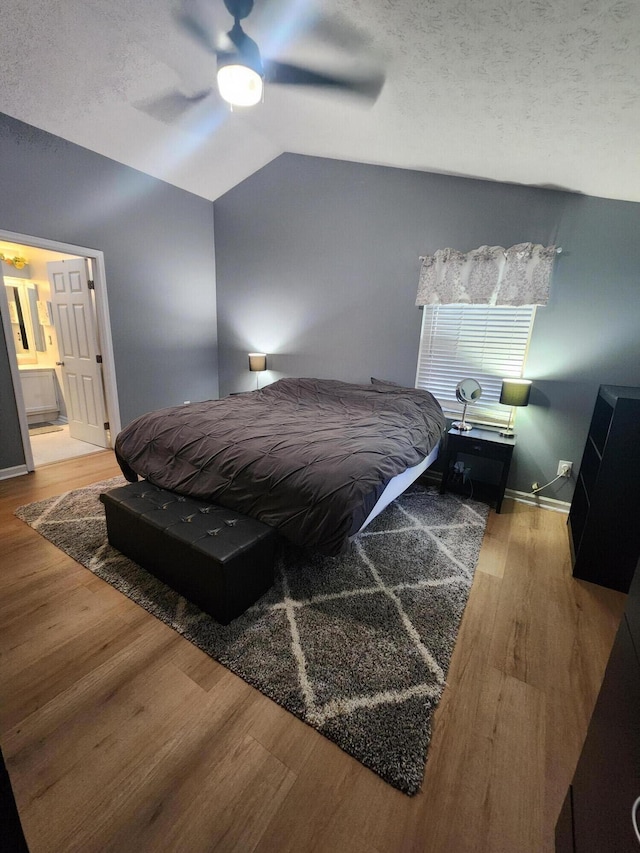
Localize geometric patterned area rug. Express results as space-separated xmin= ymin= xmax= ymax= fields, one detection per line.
xmin=15 ymin=478 xmax=489 ymax=795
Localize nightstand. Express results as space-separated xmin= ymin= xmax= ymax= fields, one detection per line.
xmin=439 ymin=426 xmax=516 ymax=513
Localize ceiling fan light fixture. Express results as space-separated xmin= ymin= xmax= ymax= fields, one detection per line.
xmin=217 ymin=63 xmax=263 ymax=107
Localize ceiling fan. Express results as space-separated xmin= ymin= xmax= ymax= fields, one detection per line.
xmin=174 ymin=0 xmax=385 ymax=108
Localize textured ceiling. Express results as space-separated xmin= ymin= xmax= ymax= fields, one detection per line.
xmin=1 ymin=0 xmax=639 ymax=202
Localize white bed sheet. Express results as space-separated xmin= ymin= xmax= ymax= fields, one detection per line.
xmin=355 ymin=440 xmax=441 ymax=535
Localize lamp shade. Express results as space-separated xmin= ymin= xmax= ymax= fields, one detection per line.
xmin=248 ymin=352 xmax=267 ymax=372
xmin=500 ymin=378 xmax=532 ymax=407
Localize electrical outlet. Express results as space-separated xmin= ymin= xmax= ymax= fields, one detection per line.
xmin=557 ymin=460 xmax=573 ymax=477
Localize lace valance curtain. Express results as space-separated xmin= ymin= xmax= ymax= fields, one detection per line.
xmin=415 ymin=242 xmax=557 ymax=307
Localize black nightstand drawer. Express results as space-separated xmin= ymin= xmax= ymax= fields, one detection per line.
xmin=455 ymin=439 xmax=513 ymax=461
xmin=439 ymin=426 xmax=516 ymax=513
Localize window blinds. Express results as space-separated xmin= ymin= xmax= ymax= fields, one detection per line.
xmin=415 ymin=304 xmax=536 ymax=427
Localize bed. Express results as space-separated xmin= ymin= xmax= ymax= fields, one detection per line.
xmin=114 ymin=377 xmax=446 ymax=556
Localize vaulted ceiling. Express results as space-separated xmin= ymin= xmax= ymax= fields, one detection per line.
xmin=2 ymin=0 xmax=639 ymax=202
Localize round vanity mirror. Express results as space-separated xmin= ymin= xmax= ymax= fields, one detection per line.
xmin=455 ymin=378 xmax=482 ymax=404
xmin=452 ymin=378 xmax=482 ymax=431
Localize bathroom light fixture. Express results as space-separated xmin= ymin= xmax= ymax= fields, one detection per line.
xmin=499 ymin=378 xmax=532 ymax=437
xmin=0 ymin=253 xmax=27 ymax=269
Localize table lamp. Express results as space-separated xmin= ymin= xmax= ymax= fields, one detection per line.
xmin=248 ymin=352 xmax=267 ymax=389
xmin=499 ymin=378 xmax=531 ymax=437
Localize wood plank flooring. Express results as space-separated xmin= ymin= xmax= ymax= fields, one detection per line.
xmin=0 ymin=454 xmax=626 ymax=852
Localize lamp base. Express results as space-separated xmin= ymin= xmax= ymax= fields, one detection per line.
xmin=499 ymin=428 xmax=515 ymax=438
xmin=452 ymin=421 xmax=473 ymax=431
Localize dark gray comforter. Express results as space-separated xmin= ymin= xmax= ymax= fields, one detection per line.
xmin=114 ymin=377 xmax=445 ymax=555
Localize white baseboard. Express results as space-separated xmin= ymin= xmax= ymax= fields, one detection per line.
xmin=421 ymin=471 xmax=570 ymax=514
xmin=27 ymin=410 xmax=60 ymax=425
xmin=506 ymin=488 xmax=570 ymax=514
xmin=0 ymin=464 xmax=29 ymax=481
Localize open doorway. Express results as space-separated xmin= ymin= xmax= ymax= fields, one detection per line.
xmin=0 ymin=232 xmax=120 ymax=471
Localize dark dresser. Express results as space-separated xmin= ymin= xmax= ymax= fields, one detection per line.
xmin=568 ymin=384 xmax=640 ymax=593
xmin=557 ymin=383 xmax=640 ymax=851
xmin=555 ymin=558 xmax=640 ymax=851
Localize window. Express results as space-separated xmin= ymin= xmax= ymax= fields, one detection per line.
xmin=415 ymin=304 xmax=535 ymax=428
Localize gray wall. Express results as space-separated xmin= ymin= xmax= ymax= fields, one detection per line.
xmin=0 ymin=113 xmax=218 ymax=470
xmin=214 ymin=153 xmax=640 ymax=498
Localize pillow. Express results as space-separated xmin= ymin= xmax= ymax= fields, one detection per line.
xmin=370 ymin=377 xmax=401 ymax=387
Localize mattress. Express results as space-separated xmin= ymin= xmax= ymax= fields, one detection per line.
xmin=356 ymin=441 xmax=440 ymax=535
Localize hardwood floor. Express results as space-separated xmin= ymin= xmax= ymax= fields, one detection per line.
xmin=0 ymin=454 xmax=626 ymax=852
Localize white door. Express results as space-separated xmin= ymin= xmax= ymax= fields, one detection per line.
xmin=47 ymin=259 xmax=109 ymax=447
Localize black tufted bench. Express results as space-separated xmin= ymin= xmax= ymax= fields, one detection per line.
xmin=100 ymin=481 xmax=277 ymax=624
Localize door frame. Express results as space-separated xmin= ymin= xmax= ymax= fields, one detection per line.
xmin=0 ymin=229 xmax=121 ymax=473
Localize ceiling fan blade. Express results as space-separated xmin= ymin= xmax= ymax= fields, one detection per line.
xmin=135 ymin=89 xmax=212 ymax=124
xmin=265 ymin=61 xmax=384 ymax=101
xmin=174 ymin=0 xmax=223 ymax=55
xmin=299 ymin=12 xmax=374 ymax=55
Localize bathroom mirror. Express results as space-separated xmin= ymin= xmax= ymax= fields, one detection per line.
xmin=5 ymin=279 xmax=46 ymax=363
xmin=452 ymin=378 xmax=482 ymax=431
